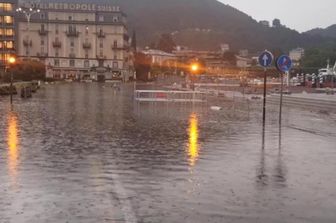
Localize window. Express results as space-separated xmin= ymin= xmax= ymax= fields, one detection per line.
xmin=69 ymin=59 xmax=75 ymax=67
xmin=54 ymin=59 xmax=60 ymax=67
xmin=113 ymin=61 xmax=118 ymax=69
xmin=84 ymin=60 xmax=90 ymax=68
xmin=114 ymin=54 xmax=117 ymax=60
xmin=40 ymin=13 xmax=45 ymax=19
xmin=4 ymin=16 xmax=13 ymax=24
xmin=98 ymin=15 xmax=104 ymax=22
xmin=99 ymin=41 xmax=103 ymax=48
xmin=85 ymin=26 xmax=89 ymax=34
xmin=70 ymin=40 xmax=74 ymax=47
xmin=41 ymin=39 xmax=44 ymax=45
xmin=0 ymin=3 xmax=13 ymax=12
xmin=113 ymin=16 xmax=119 ymax=22
xmin=41 ymin=24 xmax=45 ymax=31
xmin=113 ymin=40 xmax=118 ymax=48
xmin=69 ymin=16 xmax=72 ymax=21
xmin=55 ymin=50 xmax=59 ymax=57
xmin=55 ymin=24 xmax=59 ymax=34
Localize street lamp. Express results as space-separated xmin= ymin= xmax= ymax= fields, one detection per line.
xmin=7 ymin=56 xmax=16 ymax=104
xmin=16 ymin=7 xmax=41 ymax=59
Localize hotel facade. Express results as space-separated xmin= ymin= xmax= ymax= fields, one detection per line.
xmin=16 ymin=1 xmax=133 ymax=81
xmin=0 ymin=0 xmax=16 ymax=68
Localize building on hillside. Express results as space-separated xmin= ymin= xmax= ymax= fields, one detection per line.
xmin=16 ymin=1 xmax=132 ymax=81
xmin=259 ymin=20 xmax=270 ymax=27
xmin=239 ymin=49 xmax=249 ymax=57
xmin=220 ymin=44 xmax=230 ymax=53
xmin=142 ymin=49 xmax=177 ymax=66
xmin=236 ymin=56 xmax=252 ymax=68
xmin=0 ymin=0 xmax=16 ymax=69
xmin=289 ymin=47 xmax=305 ymax=66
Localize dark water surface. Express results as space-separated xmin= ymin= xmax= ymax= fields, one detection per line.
xmin=1 ymin=83 xmax=336 ymax=223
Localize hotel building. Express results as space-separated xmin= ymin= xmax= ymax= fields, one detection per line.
xmin=0 ymin=0 xmax=16 ymax=69
xmin=16 ymin=1 xmax=132 ymax=81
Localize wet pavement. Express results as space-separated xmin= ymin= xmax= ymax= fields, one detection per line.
xmin=1 ymin=83 xmax=336 ymax=223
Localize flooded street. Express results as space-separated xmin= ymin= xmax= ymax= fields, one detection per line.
xmin=1 ymin=83 xmax=336 ymax=223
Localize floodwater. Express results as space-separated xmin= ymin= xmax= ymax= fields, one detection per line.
xmin=0 ymin=83 xmax=336 ymax=223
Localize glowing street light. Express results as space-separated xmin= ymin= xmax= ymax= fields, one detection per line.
xmin=191 ymin=63 xmax=199 ymax=73
xmin=8 ymin=56 xmax=16 ymax=65
xmin=7 ymin=56 xmax=16 ymax=104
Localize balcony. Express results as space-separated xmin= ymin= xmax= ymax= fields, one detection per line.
xmin=52 ymin=41 xmax=62 ymax=48
xmin=82 ymin=42 xmax=91 ymax=49
xmin=38 ymin=29 xmax=48 ymax=36
xmin=23 ymin=39 xmax=32 ymax=47
xmin=69 ymin=53 xmax=76 ymax=58
xmin=36 ymin=52 xmax=48 ymax=58
xmin=66 ymin=30 xmax=79 ymax=37
xmin=112 ymin=45 xmax=129 ymax=51
xmin=97 ymin=31 xmax=105 ymax=38
xmin=96 ymin=55 xmax=106 ymax=60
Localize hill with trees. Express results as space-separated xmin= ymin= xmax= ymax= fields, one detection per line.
xmin=42 ymin=0 xmax=336 ymax=53
xmin=305 ymin=25 xmax=336 ymax=38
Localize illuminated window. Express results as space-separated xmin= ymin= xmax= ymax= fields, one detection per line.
xmin=6 ymin=41 xmax=14 ymax=49
xmin=0 ymin=3 xmax=13 ymax=12
xmin=5 ymin=29 xmax=14 ymax=36
xmin=4 ymin=16 xmax=13 ymax=24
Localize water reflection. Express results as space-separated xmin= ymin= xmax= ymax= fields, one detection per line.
xmin=7 ymin=111 xmax=19 ymax=181
xmin=187 ymin=113 xmax=200 ymax=166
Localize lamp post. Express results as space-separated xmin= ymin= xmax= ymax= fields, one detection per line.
xmin=8 ymin=56 xmax=16 ymax=104
xmin=16 ymin=7 xmax=40 ymax=59
xmin=190 ymin=62 xmax=200 ymax=91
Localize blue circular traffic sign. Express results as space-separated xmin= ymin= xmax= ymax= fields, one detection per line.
xmin=258 ymin=51 xmax=274 ymax=68
xmin=276 ymin=55 xmax=292 ymax=72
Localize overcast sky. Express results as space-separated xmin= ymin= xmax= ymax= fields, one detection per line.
xmin=219 ymin=0 xmax=336 ymax=32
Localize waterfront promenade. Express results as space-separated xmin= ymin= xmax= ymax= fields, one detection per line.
xmin=1 ymin=83 xmax=336 ymax=223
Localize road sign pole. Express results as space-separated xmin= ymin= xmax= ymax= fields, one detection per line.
xmin=262 ymin=68 xmax=267 ymax=126
xmin=10 ymin=71 xmax=13 ymax=105
xmin=276 ymin=55 xmax=292 ymax=127
xmin=279 ymin=72 xmax=284 ymax=126
xmin=258 ymin=50 xmax=273 ymax=127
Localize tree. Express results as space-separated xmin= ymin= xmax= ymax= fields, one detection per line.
xmin=134 ymin=52 xmax=152 ymax=81
xmin=272 ymin=19 xmax=281 ymax=28
xmin=4 ymin=60 xmax=45 ymax=82
xmin=157 ymin=33 xmax=176 ymax=53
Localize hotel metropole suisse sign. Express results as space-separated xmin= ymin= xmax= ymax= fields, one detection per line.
xmin=20 ymin=2 xmax=120 ymax=12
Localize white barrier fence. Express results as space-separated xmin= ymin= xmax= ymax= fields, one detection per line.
xmin=134 ymin=90 xmax=206 ymax=103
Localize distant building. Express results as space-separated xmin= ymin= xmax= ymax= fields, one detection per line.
xmin=0 ymin=0 xmax=16 ymax=69
xmin=239 ymin=49 xmax=249 ymax=57
xmin=260 ymin=20 xmax=270 ymax=27
xmin=220 ymin=44 xmax=230 ymax=53
xmin=236 ymin=56 xmax=252 ymax=68
xmin=17 ymin=1 xmax=132 ymax=81
xmin=142 ymin=49 xmax=177 ymax=66
xmin=289 ymin=48 xmax=305 ymax=61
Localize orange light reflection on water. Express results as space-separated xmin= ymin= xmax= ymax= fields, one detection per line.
xmin=188 ymin=113 xmax=199 ymax=167
xmin=7 ymin=112 xmax=19 ymax=180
